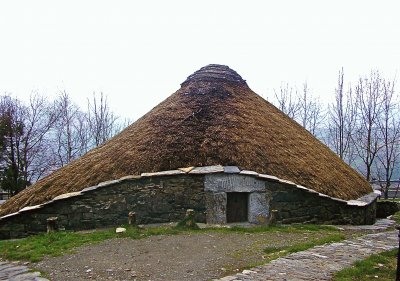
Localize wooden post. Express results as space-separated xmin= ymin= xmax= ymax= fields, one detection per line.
xmin=128 ymin=211 xmax=136 ymax=225
xmin=47 ymin=217 xmax=58 ymax=233
xmin=185 ymin=209 xmax=195 ymax=227
xmin=270 ymin=209 xmax=278 ymax=224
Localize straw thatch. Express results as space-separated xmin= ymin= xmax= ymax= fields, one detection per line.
xmin=0 ymin=65 xmax=372 ymax=216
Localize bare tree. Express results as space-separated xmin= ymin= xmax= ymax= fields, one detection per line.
xmin=52 ymin=91 xmax=90 ymax=168
xmin=0 ymin=93 xmax=57 ymax=194
xmin=375 ymin=79 xmax=400 ymax=198
xmin=352 ymin=71 xmax=384 ymax=181
xmin=87 ymin=92 xmax=120 ymax=147
xmin=327 ymin=68 xmax=357 ymax=163
xmin=273 ymin=82 xmax=300 ymax=119
xmin=298 ymin=82 xmax=324 ymax=136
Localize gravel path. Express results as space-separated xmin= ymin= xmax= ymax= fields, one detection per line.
xmin=34 ymin=231 xmax=331 ymax=281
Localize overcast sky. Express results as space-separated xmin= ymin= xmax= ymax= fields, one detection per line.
xmin=0 ymin=1 xmax=399 ymax=120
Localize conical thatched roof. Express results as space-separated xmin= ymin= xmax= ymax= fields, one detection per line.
xmin=0 ymin=64 xmax=372 ymax=216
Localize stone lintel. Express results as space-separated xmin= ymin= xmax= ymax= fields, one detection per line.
xmin=205 ymin=174 xmax=265 ymax=193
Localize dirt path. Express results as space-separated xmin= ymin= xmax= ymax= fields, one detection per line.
xmin=34 ymin=231 xmax=331 ymax=281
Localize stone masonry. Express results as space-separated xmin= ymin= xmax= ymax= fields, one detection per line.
xmin=0 ymin=166 xmax=378 ymax=239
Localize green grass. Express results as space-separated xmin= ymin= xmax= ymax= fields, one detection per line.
xmin=391 ymin=211 xmax=400 ymax=224
xmin=0 ymin=223 xmax=339 ymax=262
xmin=333 ymin=249 xmax=398 ymax=281
xmin=262 ymin=233 xmax=345 ymax=262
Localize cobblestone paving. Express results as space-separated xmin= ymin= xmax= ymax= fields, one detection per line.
xmin=0 ymin=261 xmax=49 ymax=281
xmin=214 ymin=230 xmax=398 ymax=281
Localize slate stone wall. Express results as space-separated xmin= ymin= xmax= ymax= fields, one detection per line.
xmin=268 ymin=182 xmax=376 ymax=225
xmin=0 ymin=170 xmax=377 ymax=240
xmin=0 ymin=175 xmax=205 ymax=239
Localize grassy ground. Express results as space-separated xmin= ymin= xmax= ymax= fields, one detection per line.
xmin=333 ymin=249 xmax=398 ymax=281
xmin=0 ymin=224 xmax=341 ymax=263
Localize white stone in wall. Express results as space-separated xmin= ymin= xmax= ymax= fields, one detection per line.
xmin=258 ymin=174 xmax=280 ymax=182
xmin=278 ymin=179 xmax=296 ymax=186
xmin=240 ymin=170 xmax=259 ymax=176
xmin=53 ymin=192 xmax=83 ymax=201
xmin=189 ymin=165 xmax=224 ymax=174
xmin=318 ymin=193 xmax=331 ymax=198
xmin=178 ymin=167 xmax=195 ymax=173
xmin=0 ymin=211 xmax=20 ymax=220
xmin=347 ymin=200 xmax=368 ymax=206
xmin=119 ymin=175 xmax=142 ymax=181
xmin=141 ymin=170 xmax=185 ymax=177
xmin=97 ymin=179 xmax=121 ymax=187
xmin=81 ymin=185 xmax=99 ymax=193
xmin=19 ymin=205 xmax=43 ymax=212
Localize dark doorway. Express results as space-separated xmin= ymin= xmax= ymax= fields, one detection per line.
xmin=226 ymin=192 xmax=248 ymax=223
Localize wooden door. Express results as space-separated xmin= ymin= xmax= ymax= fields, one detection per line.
xmin=226 ymin=192 xmax=248 ymax=223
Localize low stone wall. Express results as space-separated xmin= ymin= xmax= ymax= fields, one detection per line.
xmin=0 ymin=166 xmax=378 ymax=239
xmin=0 ymin=175 xmax=205 ymax=239
xmin=376 ymin=201 xmax=400 ymax=218
xmin=268 ymin=182 xmax=376 ymax=225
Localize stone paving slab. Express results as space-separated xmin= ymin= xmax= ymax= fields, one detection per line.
xmin=0 ymin=261 xmax=48 ymax=281
xmin=214 ymin=230 xmax=398 ymax=281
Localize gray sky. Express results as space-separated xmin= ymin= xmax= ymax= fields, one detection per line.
xmin=1 ymin=1 xmax=399 ymax=120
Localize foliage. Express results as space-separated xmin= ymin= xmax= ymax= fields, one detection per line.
xmin=333 ymin=249 xmax=397 ymax=281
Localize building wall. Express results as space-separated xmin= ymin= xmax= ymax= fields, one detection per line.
xmin=0 ymin=170 xmax=377 ymax=239
xmin=0 ymin=175 xmax=206 ymax=239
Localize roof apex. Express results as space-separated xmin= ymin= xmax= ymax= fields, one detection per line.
xmin=181 ymin=64 xmax=247 ymax=86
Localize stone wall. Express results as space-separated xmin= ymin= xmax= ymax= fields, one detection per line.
xmin=0 ymin=166 xmax=378 ymax=239
xmin=0 ymin=175 xmax=205 ymax=239
xmin=268 ymin=182 xmax=376 ymax=225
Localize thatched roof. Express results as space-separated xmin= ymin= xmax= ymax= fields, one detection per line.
xmin=0 ymin=64 xmax=372 ymax=216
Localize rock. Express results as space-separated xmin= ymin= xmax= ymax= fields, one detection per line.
xmin=242 ymin=269 xmax=257 ymax=274
xmin=239 ymin=170 xmax=259 ymax=176
xmin=141 ymin=170 xmax=185 ymax=177
xmin=115 ymin=227 xmax=126 ymax=234
xmin=189 ymin=165 xmax=224 ymax=174
xmin=223 ymin=166 xmax=240 ymax=174
xmin=53 ymin=192 xmax=82 ymax=201
xmin=178 ymin=167 xmax=195 ymax=173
